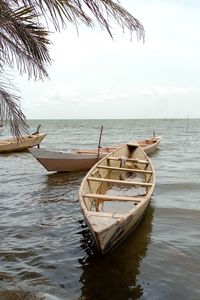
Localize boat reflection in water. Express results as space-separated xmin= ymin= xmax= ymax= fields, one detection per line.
xmin=78 ymin=203 xmax=154 ymax=300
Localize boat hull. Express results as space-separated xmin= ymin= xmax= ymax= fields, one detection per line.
xmin=29 ymin=149 xmax=105 ymax=172
xmin=79 ymin=142 xmax=155 ymax=254
xmin=87 ymin=199 xmax=150 ymax=254
xmin=0 ymin=133 xmax=46 ymax=154
xmin=29 ymin=136 xmax=160 ymax=172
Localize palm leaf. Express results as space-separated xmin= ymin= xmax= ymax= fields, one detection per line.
xmin=0 ymin=4 xmax=51 ymax=79
xmin=0 ymin=0 xmax=144 ymax=137
xmin=0 ymin=78 xmax=29 ymax=137
xmin=19 ymin=0 xmax=144 ymax=38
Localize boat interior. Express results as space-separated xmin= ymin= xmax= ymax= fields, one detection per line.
xmin=82 ymin=144 xmax=154 ymax=214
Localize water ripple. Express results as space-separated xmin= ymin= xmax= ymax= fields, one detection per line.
xmin=1 ymin=119 xmax=200 ymax=299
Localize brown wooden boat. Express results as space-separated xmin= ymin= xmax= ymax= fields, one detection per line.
xmin=79 ymin=142 xmax=155 ymax=254
xmin=0 ymin=133 xmax=47 ymax=154
xmin=29 ymin=136 xmax=160 ymax=172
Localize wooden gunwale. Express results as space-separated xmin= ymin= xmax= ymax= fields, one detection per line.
xmin=96 ymin=165 xmax=152 ymax=174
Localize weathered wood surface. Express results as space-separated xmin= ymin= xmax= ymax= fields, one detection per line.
xmin=79 ymin=142 xmax=156 ymax=254
xmin=0 ymin=133 xmax=47 ymax=154
xmin=29 ymin=136 xmax=160 ymax=172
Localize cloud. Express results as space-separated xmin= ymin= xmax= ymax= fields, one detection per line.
xmin=44 ymin=87 xmax=129 ymax=106
xmin=15 ymin=1 xmax=200 ymax=119
xmin=131 ymin=86 xmax=200 ymax=96
xmin=40 ymin=84 xmax=200 ymax=109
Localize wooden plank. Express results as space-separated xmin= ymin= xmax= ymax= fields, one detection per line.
xmin=0 ymin=141 xmax=10 ymax=144
xmin=84 ymin=193 xmax=144 ymax=202
xmin=87 ymin=211 xmax=125 ymax=218
xmin=138 ymin=143 xmax=149 ymax=146
xmin=87 ymin=177 xmax=152 ymax=187
xmin=107 ymin=156 xmax=149 ymax=164
xmin=97 ymin=165 xmax=152 ymax=174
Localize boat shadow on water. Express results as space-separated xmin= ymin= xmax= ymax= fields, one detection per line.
xmin=78 ymin=203 xmax=154 ymax=300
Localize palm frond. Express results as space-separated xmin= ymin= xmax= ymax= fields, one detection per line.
xmin=19 ymin=0 xmax=144 ymax=39
xmin=0 ymin=82 xmax=29 ymax=137
xmin=0 ymin=0 xmax=144 ymax=137
xmin=0 ymin=1 xmax=50 ymax=136
xmin=0 ymin=4 xmax=51 ymax=79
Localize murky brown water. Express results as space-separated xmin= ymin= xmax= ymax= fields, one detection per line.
xmin=0 ymin=119 xmax=200 ymax=299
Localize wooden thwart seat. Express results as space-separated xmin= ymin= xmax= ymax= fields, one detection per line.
xmin=138 ymin=143 xmax=152 ymax=147
xmin=0 ymin=141 xmax=10 ymax=144
xmin=107 ymin=156 xmax=149 ymax=164
xmin=84 ymin=193 xmax=144 ymax=202
xmin=97 ymin=165 xmax=152 ymax=174
xmin=87 ymin=177 xmax=152 ymax=187
xmin=87 ymin=211 xmax=125 ymax=218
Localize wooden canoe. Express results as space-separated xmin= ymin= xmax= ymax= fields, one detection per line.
xmin=79 ymin=142 xmax=155 ymax=254
xmin=0 ymin=133 xmax=47 ymax=154
xmin=77 ymin=136 xmax=161 ymax=156
xmin=29 ymin=136 xmax=160 ymax=172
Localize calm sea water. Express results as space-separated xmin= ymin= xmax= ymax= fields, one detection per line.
xmin=0 ymin=119 xmax=199 ymax=300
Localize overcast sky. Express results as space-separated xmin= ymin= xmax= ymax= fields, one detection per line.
xmin=15 ymin=0 xmax=200 ymax=119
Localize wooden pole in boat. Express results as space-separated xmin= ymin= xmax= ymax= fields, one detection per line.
xmin=97 ymin=125 xmax=103 ymax=161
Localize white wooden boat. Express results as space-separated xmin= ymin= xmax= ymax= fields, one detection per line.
xmin=79 ymin=142 xmax=155 ymax=254
xmin=29 ymin=136 xmax=160 ymax=172
xmin=0 ymin=133 xmax=47 ymax=154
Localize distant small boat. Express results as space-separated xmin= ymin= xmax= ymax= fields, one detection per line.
xmin=79 ymin=141 xmax=155 ymax=254
xmin=29 ymin=136 xmax=161 ymax=172
xmin=0 ymin=133 xmax=47 ymax=154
